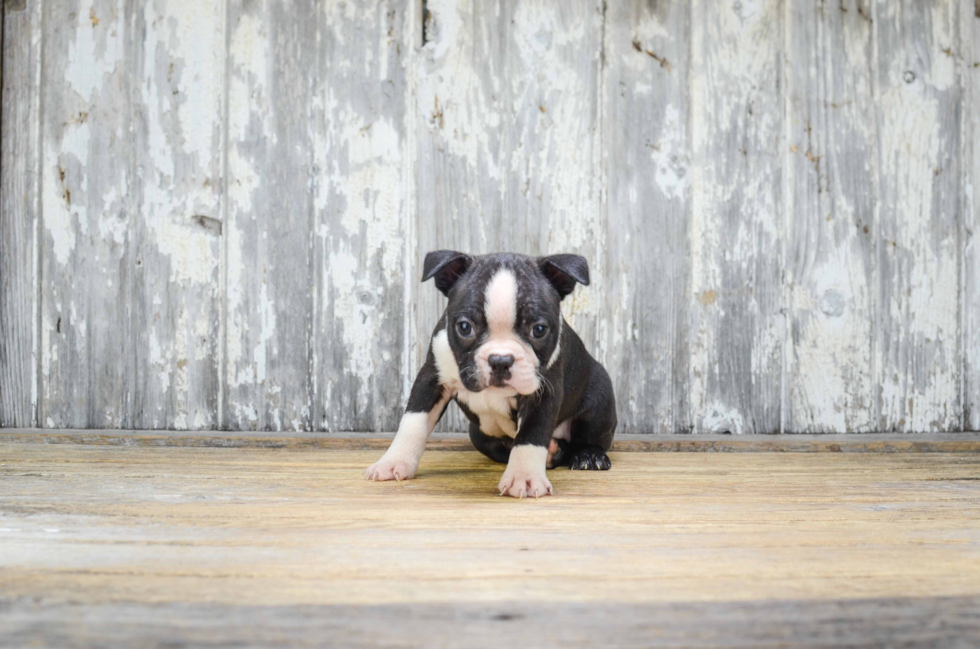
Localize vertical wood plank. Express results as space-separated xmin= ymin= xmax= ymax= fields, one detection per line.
xmin=311 ymin=2 xmax=414 ymax=431
xmin=875 ymin=0 xmax=962 ymax=431
xmin=224 ymin=0 xmax=316 ymax=431
xmin=0 ymin=0 xmax=42 ymax=427
xmin=785 ymin=0 xmax=876 ymax=432
xmin=417 ymin=0 xmax=603 ymax=431
xmin=39 ymin=0 xmax=137 ymax=428
xmin=689 ymin=0 xmax=785 ymax=434
xmin=964 ymin=0 xmax=979 ymax=431
xmin=601 ymin=0 xmax=691 ymax=433
xmin=131 ymin=0 xmax=225 ymax=429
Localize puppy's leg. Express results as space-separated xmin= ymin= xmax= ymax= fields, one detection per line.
xmin=567 ymin=367 xmax=617 ymax=471
xmin=567 ymin=418 xmax=614 ymax=470
xmin=469 ymin=423 xmax=513 ymax=464
xmin=547 ymin=438 xmax=572 ymax=469
xmin=365 ymin=351 xmax=450 ymax=482
xmin=546 ymin=420 xmax=572 ymax=468
xmin=498 ymin=402 xmax=558 ymax=498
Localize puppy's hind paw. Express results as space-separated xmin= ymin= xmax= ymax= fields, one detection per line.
xmin=568 ymin=446 xmax=612 ymax=471
xmin=546 ymin=438 xmax=571 ymax=469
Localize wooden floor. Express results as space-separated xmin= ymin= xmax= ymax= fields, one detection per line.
xmin=2 ymin=437 xmax=980 ymax=647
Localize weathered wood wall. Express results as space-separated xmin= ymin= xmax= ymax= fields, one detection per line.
xmin=1 ymin=0 xmax=977 ymax=434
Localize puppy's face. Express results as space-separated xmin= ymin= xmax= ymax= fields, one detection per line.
xmin=423 ymin=252 xmax=589 ymax=395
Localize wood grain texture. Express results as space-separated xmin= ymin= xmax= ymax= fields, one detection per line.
xmin=223 ymin=0 xmax=317 ymax=431
xmin=0 ymin=0 xmax=41 ymax=427
xmin=312 ymin=1 xmax=414 ymax=432
xmin=875 ymin=0 xmax=962 ymax=432
xmin=1 ymin=443 xmax=979 ymax=613
xmin=3 ymin=0 xmax=979 ymax=433
xmin=965 ymin=0 xmax=979 ymax=431
xmin=38 ymin=0 xmax=138 ymax=428
xmin=132 ymin=0 xmax=225 ymax=429
xmin=35 ymin=0 xmax=224 ymax=430
xmin=785 ymin=0 xmax=876 ymax=432
xmin=689 ymin=0 xmax=785 ymax=434
xmin=601 ymin=0 xmax=691 ymax=434
xmin=416 ymin=0 xmax=603 ymax=431
xmin=4 ymin=597 xmax=980 ymax=648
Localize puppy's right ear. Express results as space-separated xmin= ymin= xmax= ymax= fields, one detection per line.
xmin=422 ymin=250 xmax=472 ymax=296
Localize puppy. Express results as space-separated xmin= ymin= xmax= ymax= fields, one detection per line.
xmin=365 ymin=251 xmax=617 ymax=498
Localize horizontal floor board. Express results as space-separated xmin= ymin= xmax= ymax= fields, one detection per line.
xmin=3 ymin=596 xmax=980 ymax=648
xmin=2 ymin=443 xmax=979 ymax=645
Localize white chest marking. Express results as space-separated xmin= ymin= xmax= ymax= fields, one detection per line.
xmin=456 ymin=387 xmax=518 ymax=438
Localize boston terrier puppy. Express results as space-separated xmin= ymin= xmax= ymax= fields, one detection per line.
xmin=365 ymin=251 xmax=617 ymax=498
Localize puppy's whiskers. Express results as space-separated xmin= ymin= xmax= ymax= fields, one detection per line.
xmin=536 ymin=370 xmax=555 ymax=396
xmin=460 ymin=365 xmax=481 ymax=388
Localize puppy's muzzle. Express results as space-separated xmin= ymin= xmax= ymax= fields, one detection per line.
xmin=488 ymin=354 xmax=515 ymax=385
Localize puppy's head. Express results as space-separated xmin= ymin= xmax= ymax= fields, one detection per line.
xmin=423 ymin=251 xmax=589 ymax=395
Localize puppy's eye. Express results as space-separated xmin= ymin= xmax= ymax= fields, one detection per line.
xmin=456 ymin=320 xmax=474 ymax=337
xmin=531 ymin=323 xmax=549 ymax=339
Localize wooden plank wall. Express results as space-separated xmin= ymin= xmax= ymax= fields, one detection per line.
xmin=1 ymin=0 xmax=42 ymax=428
xmin=965 ymin=0 xmax=979 ymax=431
xmin=1 ymin=0 xmax=977 ymax=434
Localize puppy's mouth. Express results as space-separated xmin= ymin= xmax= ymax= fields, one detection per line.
xmin=488 ymin=375 xmax=510 ymax=388
xmin=465 ymin=377 xmax=511 ymax=392
xmin=462 ymin=371 xmax=517 ymax=394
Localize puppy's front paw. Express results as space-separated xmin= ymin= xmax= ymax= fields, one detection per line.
xmin=498 ymin=466 xmax=553 ymax=499
xmin=365 ymin=456 xmax=417 ymax=482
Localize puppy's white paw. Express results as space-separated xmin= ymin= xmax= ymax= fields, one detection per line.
xmin=498 ymin=445 xmax=552 ymax=498
xmin=498 ymin=466 xmax=553 ymax=499
xmin=365 ymin=456 xmax=417 ymax=482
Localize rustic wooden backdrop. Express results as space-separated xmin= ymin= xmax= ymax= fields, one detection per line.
xmin=1 ymin=0 xmax=978 ymax=434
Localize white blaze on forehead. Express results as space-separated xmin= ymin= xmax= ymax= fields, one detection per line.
xmin=484 ymin=269 xmax=518 ymax=336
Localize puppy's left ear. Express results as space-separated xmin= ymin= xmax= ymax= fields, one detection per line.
xmin=422 ymin=250 xmax=472 ymax=296
xmin=538 ymin=254 xmax=590 ymax=300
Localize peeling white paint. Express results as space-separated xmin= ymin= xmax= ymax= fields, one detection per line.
xmin=323 ymin=244 xmax=379 ymax=381
xmin=330 ymin=112 xmax=404 ymax=276
xmin=419 ymin=0 xmax=502 ymax=183
xmin=651 ymin=105 xmax=688 ymax=200
xmin=223 ymin=7 xmax=269 ymax=400
xmin=63 ymin=0 xmax=124 ymax=102
xmin=20 ymin=0 xmax=976 ymax=434
xmin=689 ymin=0 xmax=783 ymax=433
xmin=253 ymin=282 xmax=277 ymax=386
xmin=703 ymin=403 xmax=745 ymax=435
xmin=878 ymin=71 xmax=959 ymax=430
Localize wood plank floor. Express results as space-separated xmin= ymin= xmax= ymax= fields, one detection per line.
xmin=1 ymin=440 xmax=979 ymax=646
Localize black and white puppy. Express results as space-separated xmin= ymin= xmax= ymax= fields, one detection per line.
xmin=365 ymin=251 xmax=617 ymax=498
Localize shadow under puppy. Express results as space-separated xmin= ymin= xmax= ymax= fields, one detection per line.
xmin=366 ymin=251 xmax=617 ymax=498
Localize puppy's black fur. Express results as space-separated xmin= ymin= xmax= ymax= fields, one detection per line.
xmin=423 ymin=252 xmax=616 ymax=469
xmin=366 ymin=252 xmax=616 ymax=496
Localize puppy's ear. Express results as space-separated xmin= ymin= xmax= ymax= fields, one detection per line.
xmin=538 ymin=254 xmax=590 ymax=300
xmin=422 ymin=250 xmax=472 ymax=296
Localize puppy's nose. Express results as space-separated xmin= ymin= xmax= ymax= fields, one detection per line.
xmin=488 ymin=354 xmax=515 ymax=374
